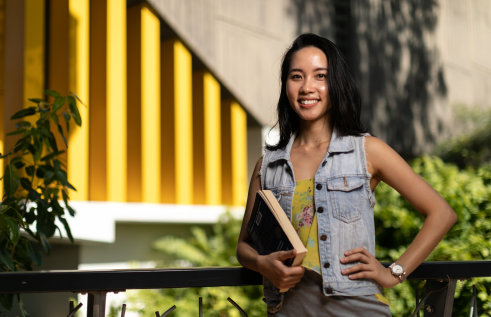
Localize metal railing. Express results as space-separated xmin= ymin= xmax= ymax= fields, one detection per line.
xmin=1 ymin=261 xmax=491 ymax=317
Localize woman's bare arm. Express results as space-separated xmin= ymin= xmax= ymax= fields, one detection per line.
xmin=236 ymin=157 xmax=305 ymax=290
xmin=341 ymin=136 xmax=457 ymax=287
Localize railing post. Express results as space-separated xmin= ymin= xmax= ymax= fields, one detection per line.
xmin=423 ymin=279 xmax=458 ymax=317
xmin=87 ymin=291 xmax=107 ymax=317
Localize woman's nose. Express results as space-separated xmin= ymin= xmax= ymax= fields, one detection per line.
xmin=300 ymin=77 xmax=314 ymax=94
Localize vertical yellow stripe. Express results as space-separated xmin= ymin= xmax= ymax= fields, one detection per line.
xmin=68 ymin=0 xmax=90 ymax=200
xmin=231 ymin=102 xmax=247 ymax=206
xmin=106 ymin=0 xmax=126 ymax=201
xmin=23 ymin=0 xmax=45 ymax=106
xmin=174 ymin=42 xmax=193 ymax=204
xmin=203 ymin=73 xmax=221 ymax=205
xmin=0 ymin=0 xmax=5 ymax=198
xmin=140 ymin=5 xmax=160 ymax=203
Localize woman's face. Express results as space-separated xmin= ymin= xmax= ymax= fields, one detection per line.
xmin=286 ymin=46 xmax=330 ymax=122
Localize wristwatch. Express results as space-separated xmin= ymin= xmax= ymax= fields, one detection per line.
xmin=388 ymin=263 xmax=407 ymax=283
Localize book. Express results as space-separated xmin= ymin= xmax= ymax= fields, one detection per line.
xmin=246 ymin=190 xmax=308 ymax=292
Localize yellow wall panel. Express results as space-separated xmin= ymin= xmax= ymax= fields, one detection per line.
xmin=68 ymin=0 xmax=90 ymax=201
xmin=174 ymin=41 xmax=193 ymax=205
xmin=204 ymin=73 xmax=221 ymax=205
xmin=0 ymin=0 xmax=6 ymax=198
xmin=106 ymin=0 xmax=127 ymax=202
xmin=140 ymin=5 xmax=160 ymax=203
xmin=231 ymin=102 xmax=247 ymax=206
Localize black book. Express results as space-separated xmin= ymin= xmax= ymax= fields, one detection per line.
xmin=246 ymin=190 xmax=307 ymax=291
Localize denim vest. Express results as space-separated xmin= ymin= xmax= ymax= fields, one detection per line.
xmin=259 ymin=128 xmax=383 ymax=307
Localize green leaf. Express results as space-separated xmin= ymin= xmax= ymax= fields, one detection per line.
xmin=14 ymin=161 xmax=25 ymax=170
xmin=0 ymin=293 xmax=14 ymax=311
xmin=11 ymin=107 xmax=37 ymax=120
xmin=50 ymin=112 xmax=59 ymax=125
xmin=67 ymin=95 xmax=82 ymax=126
xmin=52 ymin=96 xmax=66 ymax=113
xmin=51 ymin=199 xmax=64 ymax=216
xmin=4 ymin=164 xmax=20 ymax=197
xmin=0 ymin=248 xmax=15 ymax=271
xmin=48 ymin=131 xmax=58 ymax=153
xmin=62 ymin=111 xmax=71 ymax=133
xmin=25 ymin=240 xmax=43 ymax=266
xmin=58 ymin=217 xmax=73 ymax=243
xmin=57 ymin=124 xmax=68 ymax=148
xmin=66 ymin=205 xmax=76 ymax=217
xmin=38 ymin=232 xmax=51 ymax=255
xmin=15 ymin=121 xmax=32 ymax=129
xmin=56 ymin=170 xmax=68 ymax=186
xmin=4 ymin=217 xmax=20 ymax=245
xmin=40 ymin=150 xmax=65 ymax=162
xmin=28 ymin=98 xmax=43 ymax=104
xmin=17 ymin=294 xmax=29 ymax=317
xmin=20 ymin=177 xmax=31 ymax=190
xmin=44 ymin=89 xmax=60 ymax=98
xmin=6 ymin=128 xmax=26 ymax=136
xmin=62 ymin=189 xmax=69 ymax=206
xmin=67 ymin=181 xmax=76 ymax=191
xmin=37 ymin=103 xmax=50 ymax=113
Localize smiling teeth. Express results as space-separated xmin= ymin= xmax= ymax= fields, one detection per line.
xmin=299 ymin=100 xmax=318 ymax=105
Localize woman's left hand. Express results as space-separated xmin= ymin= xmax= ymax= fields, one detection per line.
xmin=340 ymin=246 xmax=400 ymax=288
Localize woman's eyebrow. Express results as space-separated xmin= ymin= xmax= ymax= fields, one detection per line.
xmin=289 ymin=67 xmax=328 ymax=73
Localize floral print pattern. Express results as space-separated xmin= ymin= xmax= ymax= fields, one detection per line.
xmin=291 ymin=179 xmax=321 ymax=275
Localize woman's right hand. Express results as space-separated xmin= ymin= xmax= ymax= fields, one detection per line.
xmin=257 ymin=249 xmax=305 ymax=290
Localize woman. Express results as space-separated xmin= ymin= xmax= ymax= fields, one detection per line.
xmin=236 ymin=33 xmax=457 ymax=316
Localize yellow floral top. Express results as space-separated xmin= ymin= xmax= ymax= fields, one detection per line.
xmin=291 ymin=178 xmax=321 ymax=274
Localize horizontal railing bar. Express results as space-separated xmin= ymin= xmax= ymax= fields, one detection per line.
xmin=1 ymin=261 xmax=490 ymax=294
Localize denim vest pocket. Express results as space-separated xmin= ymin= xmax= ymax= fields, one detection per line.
xmin=327 ymin=176 xmax=364 ymax=223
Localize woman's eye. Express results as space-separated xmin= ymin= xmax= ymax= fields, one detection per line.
xmin=317 ymin=74 xmax=327 ymax=79
xmin=291 ymin=74 xmax=302 ymax=79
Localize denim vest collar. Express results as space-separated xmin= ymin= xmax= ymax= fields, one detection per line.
xmin=268 ymin=127 xmax=354 ymax=164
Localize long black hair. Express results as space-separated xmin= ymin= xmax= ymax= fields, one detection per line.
xmin=266 ymin=33 xmax=366 ymax=151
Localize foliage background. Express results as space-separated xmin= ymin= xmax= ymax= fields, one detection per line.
xmin=122 ymin=121 xmax=491 ymax=317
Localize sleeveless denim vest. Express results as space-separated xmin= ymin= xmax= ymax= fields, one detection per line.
xmin=259 ymin=128 xmax=383 ymax=307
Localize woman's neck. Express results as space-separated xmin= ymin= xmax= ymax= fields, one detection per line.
xmin=295 ymin=116 xmax=333 ymax=148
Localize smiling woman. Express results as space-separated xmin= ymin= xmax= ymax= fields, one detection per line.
xmin=236 ymin=33 xmax=457 ymax=317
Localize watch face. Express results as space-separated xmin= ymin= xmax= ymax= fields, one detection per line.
xmin=392 ymin=265 xmax=404 ymax=275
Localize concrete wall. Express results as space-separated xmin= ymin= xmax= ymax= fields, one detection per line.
xmin=146 ymin=0 xmax=491 ymax=157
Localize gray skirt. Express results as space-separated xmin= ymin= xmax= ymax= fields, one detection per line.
xmin=268 ymin=270 xmax=392 ymax=317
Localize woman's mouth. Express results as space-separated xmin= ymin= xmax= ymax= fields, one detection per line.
xmin=298 ymin=99 xmax=319 ymax=107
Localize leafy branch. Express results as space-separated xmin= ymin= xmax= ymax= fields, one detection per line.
xmin=0 ymin=90 xmax=82 ymax=315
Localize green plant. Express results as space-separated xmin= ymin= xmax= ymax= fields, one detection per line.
xmin=127 ymin=157 xmax=491 ymax=316
xmin=0 ymin=90 xmax=82 ymax=316
xmin=375 ymin=156 xmax=491 ymax=316
xmin=126 ymin=211 xmax=266 ymax=317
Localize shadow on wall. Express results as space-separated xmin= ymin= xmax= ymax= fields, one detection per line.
xmin=289 ymin=0 xmax=448 ymax=158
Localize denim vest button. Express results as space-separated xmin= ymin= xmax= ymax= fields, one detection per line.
xmin=322 ymin=161 xmax=327 ymax=167
xmin=285 ymin=166 xmax=291 ymax=173
xmin=324 ymin=262 xmax=330 ymax=268
xmin=316 ymin=184 xmax=322 ymax=190
xmin=317 ymin=207 xmax=324 ymax=213
xmin=320 ymin=234 xmax=327 ymax=241
xmin=326 ymin=288 xmax=333 ymax=294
